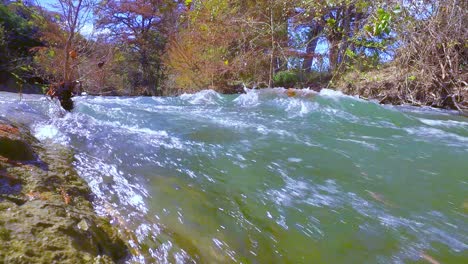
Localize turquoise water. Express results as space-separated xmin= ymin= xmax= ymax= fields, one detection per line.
xmin=1 ymin=89 xmax=467 ymax=263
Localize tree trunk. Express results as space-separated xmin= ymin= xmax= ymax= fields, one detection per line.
xmin=338 ymin=5 xmax=352 ymax=66
xmin=302 ymin=23 xmax=323 ymax=72
xmin=269 ymin=6 xmax=274 ymax=88
xmin=61 ymin=0 xmax=83 ymax=83
xmin=329 ymin=39 xmax=340 ymax=72
xmin=64 ymin=34 xmax=73 ymax=82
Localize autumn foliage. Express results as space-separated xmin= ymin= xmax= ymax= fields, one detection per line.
xmin=0 ymin=0 xmax=466 ymax=110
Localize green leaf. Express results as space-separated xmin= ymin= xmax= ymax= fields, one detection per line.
xmin=345 ymin=48 xmax=356 ymax=58
xmin=393 ymin=5 xmax=402 ymax=14
xmin=326 ymin=18 xmax=336 ymax=27
xmin=377 ymin=8 xmax=386 ymax=17
xmin=364 ymin=25 xmax=372 ymax=33
xmin=48 ymin=49 xmax=55 ymax=58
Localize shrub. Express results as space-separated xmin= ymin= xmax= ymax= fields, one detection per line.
xmin=273 ymin=71 xmax=299 ymax=87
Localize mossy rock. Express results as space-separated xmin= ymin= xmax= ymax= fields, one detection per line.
xmin=0 ymin=118 xmax=129 ymax=263
xmin=0 ymin=121 xmax=35 ymax=161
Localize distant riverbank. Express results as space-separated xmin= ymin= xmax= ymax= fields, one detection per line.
xmin=2 ymin=65 xmax=467 ymax=116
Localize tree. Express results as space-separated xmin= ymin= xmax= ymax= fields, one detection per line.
xmin=294 ymin=1 xmax=394 ymax=73
xmin=165 ymin=0 xmax=241 ymax=91
xmin=96 ymin=0 xmax=180 ymax=95
xmin=0 ymin=1 xmax=43 ymax=87
xmin=55 ymin=0 xmax=95 ymax=82
xmin=165 ymin=0 xmax=296 ymax=91
xmin=31 ymin=0 xmax=95 ymax=85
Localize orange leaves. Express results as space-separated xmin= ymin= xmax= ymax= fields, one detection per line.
xmin=24 ymin=187 xmax=70 ymax=204
xmin=60 ymin=187 xmax=71 ymax=205
xmin=69 ymin=50 xmax=77 ymax=59
xmin=0 ymin=124 xmax=20 ymax=137
xmin=286 ymin=88 xmax=296 ymax=97
xmin=164 ymin=0 xmax=244 ymax=90
xmin=26 ymin=191 xmax=49 ymax=201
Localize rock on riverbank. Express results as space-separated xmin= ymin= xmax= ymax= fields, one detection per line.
xmin=0 ymin=117 xmax=128 ymax=263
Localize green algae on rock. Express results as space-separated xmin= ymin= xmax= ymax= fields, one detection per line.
xmin=0 ymin=118 xmax=128 ymax=263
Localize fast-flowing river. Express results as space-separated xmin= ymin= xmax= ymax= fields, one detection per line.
xmin=1 ymin=89 xmax=467 ymax=263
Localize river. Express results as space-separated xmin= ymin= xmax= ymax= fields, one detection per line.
xmin=1 ymin=89 xmax=467 ymax=263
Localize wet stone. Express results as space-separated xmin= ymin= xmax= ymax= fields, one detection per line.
xmin=0 ymin=121 xmax=35 ymax=161
xmin=0 ymin=177 xmax=21 ymax=196
xmin=77 ymin=219 xmax=90 ymax=231
xmin=0 ymin=118 xmax=129 ymax=263
xmin=0 ymin=138 xmax=35 ymax=161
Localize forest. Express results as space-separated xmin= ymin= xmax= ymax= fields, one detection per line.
xmin=0 ymin=0 xmax=466 ymax=110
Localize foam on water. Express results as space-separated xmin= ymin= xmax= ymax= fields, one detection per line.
xmin=233 ymin=88 xmax=260 ymax=107
xmin=180 ymin=89 xmax=223 ymax=105
xmin=74 ymin=152 xmax=149 ymax=214
xmin=418 ymin=118 xmax=468 ymax=128
xmin=33 ymin=123 xmax=69 ymax=144
xmin=318 ymin=88 xmax=364 ymax=100
xmin=405 ymin=126 xmax=468 ymax=145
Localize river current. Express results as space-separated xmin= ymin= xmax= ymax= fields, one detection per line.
xmin=1 ymin=89 xmax=467 ymax=263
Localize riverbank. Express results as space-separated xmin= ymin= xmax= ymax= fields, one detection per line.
xmin=334 ymin=65 xmax=468 ymax=116
xmin=1 ymin=65 xmax=466 ymax=117
xmin=0 ymin=117 xmax=128 ymax=263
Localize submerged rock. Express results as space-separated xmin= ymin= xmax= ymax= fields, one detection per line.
xmin=0 ymin=118 xmax=128 ymax=263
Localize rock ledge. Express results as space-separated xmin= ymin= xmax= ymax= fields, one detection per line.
xmin=0 ymin=118 xmax=128 ymax=264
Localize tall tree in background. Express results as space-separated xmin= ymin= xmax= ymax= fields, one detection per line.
xmin=165 ymin=0 xmax=295 ymax=91
xmin=55 ymin=0 xmax=95 ymax=82
xmin=2 ymin=0 xmax=463 ymax=101
xmin=234 ymin=0 xmax=293 ymax=87
xmin=297 ymin=1 xmax=372 ymax=72
xmin=96 ymin=0 xmax=180 ymax=95
xmin=32 ymin=0 xmax=95 ymax=85
xmin=165 ymin=0 xmax=241 ymax=91
xmin=293 ymin=0 xmax=398 ymax=74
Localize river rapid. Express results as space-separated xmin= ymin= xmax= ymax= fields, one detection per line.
xmin=1 ymin=89 xmax=467 ymax=263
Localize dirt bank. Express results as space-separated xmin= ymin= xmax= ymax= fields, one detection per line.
xmin=334 ymin=66 xmax=468 ymax=116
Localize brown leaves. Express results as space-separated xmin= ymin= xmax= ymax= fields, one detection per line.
xmin=394 ymin=0 xmax=467 ymax=109
xmin=26 ymin=191 xmax=49 ymax=201
xmin=60 ymin=187 xmax=71 ymax=205
xmin=366 ymin=190 xmax=396 ymax=208
xmin=69 ymin=50 xmax=77 ymax=59
xmin=0 ymin=124 xmax=20 ymax=137
xmin=286 ymin=88 xmax=297 ymax=97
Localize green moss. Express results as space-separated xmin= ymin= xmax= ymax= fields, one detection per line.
xmin=0 ymin=227 xmax=10 ymax=240
xmin=0 ymin=118 xmax=129 ymax=263
xmin=0 ymin=138 xmax=35 ymax=160
xmin=273 ymin=71 xmax=299 ymax=87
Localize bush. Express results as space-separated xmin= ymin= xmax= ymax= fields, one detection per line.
xmin=273 ymin=71 xmax=299 ymax=87
xmin=394 ymin=0 xmax=467 ymax=109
